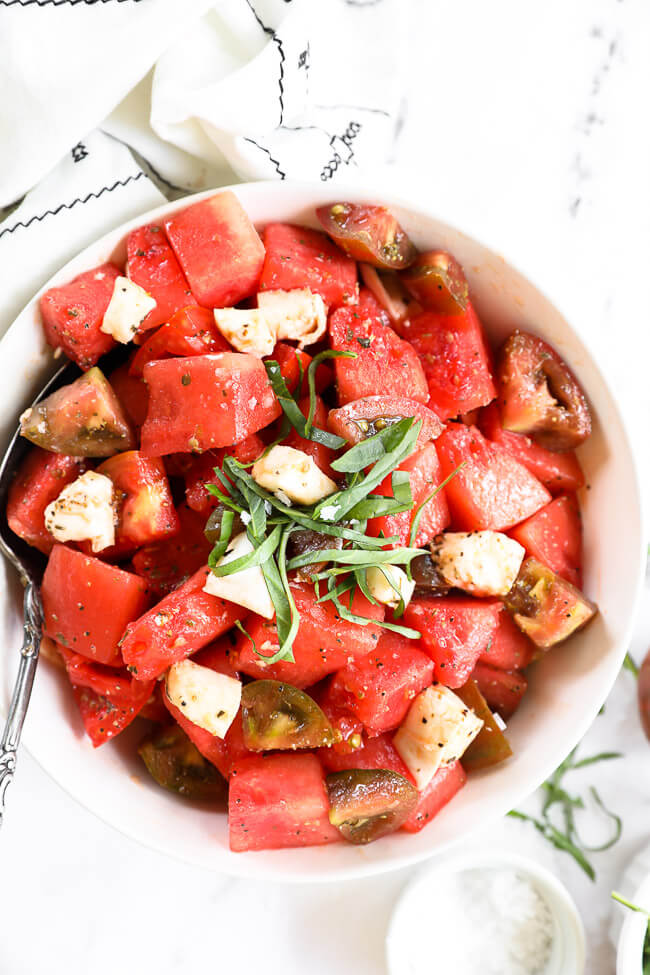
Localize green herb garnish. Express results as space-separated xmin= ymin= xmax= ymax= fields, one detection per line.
xmin=623 ymin=652 xmax=640 ymax=677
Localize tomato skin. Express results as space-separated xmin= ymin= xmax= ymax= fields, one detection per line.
xmin=327 ymin=630 xmax=434 ymax=733
xmin=285 ymin=395 xmax=338 ymax=479
xmin=312 ymin=682 xmax=364 ymax=755
xmin=129 ymin=306 xmax=230 ymax=378
xmin=184 ymin=433 xmax=265 ymax=515
xmin=120 ymin=566 xmax=240 ymax=681
xmin=229 ymin=753 xmax=340 ymax=852
xmin=510 ymin=494 xmax=582 ymax=589
xmin=126 ymin=223 xmax=196 ymax=331
xmin=401 ymin=250 xmax=469 ymax=315
xmin=456 ymin=679 xmax=513 ymax=771
xmin=471 ymin=663 xmax=528 ymax=720
xmin=436 ymin=424 xmax=551 ymax=531
xmin=7 ymin=447 xmax=84 ymax=554
xmin=479 ymin=609 xmax=536 ymax=670
xmin=505 ymin=557 xmax=596 ymax=648
xmin=259 ymin=223 xmax=358 ymax=308
xmin=232 ymin=583 xmax=385 ymax=688
xmin=400 ymin=303 xmax=496 ymax=420
xmin=140 ymin=353 xmax=281 ymax=456
xmin=403 ymin=596 xmax=502 ymax=689
xmin=42 ymin=545 xmax=150 ymax=666
xmin=108 ymin=362 xmax=149 ymax=431
xmin=319 ymin=731 xmax=414 ymax=782
xmin=401 ymin=761 xmax=467 ymax=833
xmin=478 ymin=404 xmax=585 ymax=495
xmin=327 ymin=395 xmax=443 ymax=447
xmin=316 ymin=204 xmax=417 ymax=270
xmin=131 ymin=502 xmax=212 ymax=596
xmin=368 ymin=441 xmax=450 ymax=547
xmin=265 ymin=342 xmax=333 ymax=398
xmin=638 ymin=650 xmax=650 ymax=741
xmin=164 ymin=191 xmax=265 ymax=308
xmin=329 ymin=289 xmax=429 ymax=405
xmin=40 ymin=263 xmax=120 ymax=369
xmin=96 ymin=451 xmax=179 ymax=552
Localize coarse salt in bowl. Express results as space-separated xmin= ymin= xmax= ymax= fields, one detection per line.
xmin=0 ymin=181 xmax=645 ymax=881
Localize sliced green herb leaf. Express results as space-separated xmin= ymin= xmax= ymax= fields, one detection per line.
xmin=265 ymin=360 xmax=346 ymax=449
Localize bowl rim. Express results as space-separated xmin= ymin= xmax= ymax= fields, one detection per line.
xmin=1 ymin=178 xmax=646 ymax=882
xmin=617 ymin=872 xmax=650 ymax=975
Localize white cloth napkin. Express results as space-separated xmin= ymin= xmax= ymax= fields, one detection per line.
xmin=0 ymin=0 xmax=408 ymax=338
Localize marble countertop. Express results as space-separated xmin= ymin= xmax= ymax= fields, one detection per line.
xmin=2 ymin=2 xmax=649 ymax=973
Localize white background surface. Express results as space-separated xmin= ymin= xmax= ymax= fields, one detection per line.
xmin=1 ymin=1 xmax=650 ymax=973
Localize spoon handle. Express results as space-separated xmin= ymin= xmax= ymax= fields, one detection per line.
xmin=0 ymin=581 xmax=43 ymax=826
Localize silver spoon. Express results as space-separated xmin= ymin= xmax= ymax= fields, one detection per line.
xmin=0 ymin=361 xmax=78 ymax=825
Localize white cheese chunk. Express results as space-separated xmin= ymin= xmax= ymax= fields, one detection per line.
xmin=203 ymin=532 xmax=275 ymax=619
xmin=394 ymin=684 xmax=483 ymax=790
xmin=366 ymin=564 xmax=415 ymax=610
xmin=429 ymin=531 xmax=525 ymax=598
xmin=213 ymin=308 xmax=276 ymax=358
xmin=44 ymin=471 xmax=116 ymax=552
xmin=166 ymin=659 xmax=241 ymax=739
xmin=101 ymin=276 xmax=156 ymax=343
xmin=257 ymin=288 xmax=327 ymax=348
xmin=251 ymin=445 xmax=337 ymax=506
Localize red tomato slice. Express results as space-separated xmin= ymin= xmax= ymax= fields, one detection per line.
xmin=140 ymin=353 xmax=281 ymax=456
xmin=401 ymin=761 xmax=467 ymax=833
xmin=316 ymin=203 xmax=417 ymax=270
xmin=39 ymin=263 xmax=120 ymax=369
xmin=436 ymin=424 xmax=551 ymax=531
xmin=259 ymin=223 xmax=358 ymax=308
xmin=329 ymin=289 xmax=429 ymax=405
xmin=7 ymin=447 xmax=84 ymax=554
xmin=510 ymin=494 xmax=582 ymax=588
xmin=327 ymin=395 xmax=443 ymax=447
xmin=471 ymin=663 xmax=528 ymax=720
xmin=126 ymin=222 xmax=196 ymax=331
xmin=368 ymin=441 xmax=450 ymax=547
xmin=131 ymin=502 xmax=212 ymax=596
xmin=164 ymin=191 xmax=265 ymax=308
xmin=96 ymin=451 xmax=179 ymax=552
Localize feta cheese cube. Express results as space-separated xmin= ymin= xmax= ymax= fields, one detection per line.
xmin=101 ymin=276 xmax=156 ymax=343
xmin=203 ymin=532 xmax=275 ymax=619
xmin=166 ymin=659 xmax=241 ymax=739
xmin=251 ymin=445 xmax=337 ymax=506
xmin=366 ymin=563 xmax=415 ymax=610
xmin=394 ymin=684 xmax=483 ymax=789
xmin=44 ymin=471 xmax=116 ymax=552
xmin=213 ymin=308 xmax=276 ymax=358
xmin=429 ymin=530 xmax=525 ymax=598
xmin=257 ymin=288 xmax=327 ymax=348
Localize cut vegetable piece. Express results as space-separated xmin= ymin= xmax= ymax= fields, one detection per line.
xmin=164 ymin=191 xmax=265 ymax=307
xmin=265 ymin=342 xmax=334 ymax=400
xmin=229 ymin=753 xmax=340 ymax=852
xmin=140 ymin=353 xmax=281 ymax=455
xmin=126 ymin=222 xmax=196 ymax=331
xmin=96 ymin=451 xmax=179 ymax=551
xmin=40 ymin=263 xmax=121 ymax=368
xmin=401 ymin=761 xmax=467 ymax=833
xmin=285 ymin=395 xmax=339 ymax=480
xmin=456 ymin=679 xmax=513 ymax=770
xmin=478 ymin=404 xmax=585 ymax=494
xmin=313 ymin=682 xmax=364 ymax=755
xmin=184 ymin=433 xmax=264 ymax=515
xmin=401 ymin=250 xmax=469 ymax=314
xmin=20 ymin=367 xmax=135 ymax=458
xmin=259 ymin=222 xmax=358 ymax=307
xmin=359 ymin=264 xmax=417 ymax=324
xmin=328 ymin=395 xmax=443 ymax=447
xmin=42 ymin=545 xmax=149 ymax=665
xmin=319 ymin=730 xmax=413 ymax=779
xmin=129 ymin=305 xmax=231 ymax=377
xmin=400 ymin=303 xmax=496 ymax=420
xmin=410 ymin=553 xmax=451 ymax=598
xmin=7 ymin=447 xmax=85 ymax=553
xmin=316 ymin=203 xmax=417 ymax=269
xmin=326 ymin=768 xmax=418 ymax=844
xmin=403 ymin=596 xmax=501 ymax=688
xmin=479 ymin=609 xmax=536 ymax=670
xmin=504 ymin=557 xmax=596 ymax=648
xmin=329 ymin=289 xmax=429 ymax=405
xmin=368 ymin=442 xmax=449 ymax=548
xmin=429 ymin=530 xmax=525 ymax=597
xmin=435 ymin=424 xmax=551 ymax=531
xmin=241 ymin=680 xmax=334 ymax=751
xmin=509 ymin=494 xmax=582 ymax=588
xmin=120 ymin=566 xmax=240 ymax=681
xmin=498 ymin=331 xmax=591 ymax=450
xmin=108 ymin=361 xmax=149 ymax=430
xmin=393 ymin=684 xmax=483 ymax=790
xmin=204 ymin=532 xmax=275 ymax=620
xmin=471 ymin=663 xmax=527 ymax=720
xmin=138 ymin=724 xmax=228 ymax=801
xmin=70 ymin=679 xmax=153 ymax=748
xmin=165 ymin=659 xmax=241 ymax=738
xmin=132 ymin=502 xmax=212 ymax=596
xmin=165 ymin=695 xmax=250 ymax=779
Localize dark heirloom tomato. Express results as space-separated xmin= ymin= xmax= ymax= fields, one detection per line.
xmin=401 ymin=762 xmax=467 ymax=833
xmin=326 ymin=769 xmax=418 ymax=844
xmin=498 ymin=331 xmax=592 ymax=451
xmin=241 ymin=680 xmax=335 ymax=751
xmin=316 ymin=203 xmax=417 ymax=270
xmin=327 ymin=395 xmax=444 ymax=447
xmin=286 ymin=528 xmax=343 ymax=581
xmin=456 ymin=679 xmax=513 ymax=771
xmin=638 ymin=650 xmax=650 ymax=741
xmin=40 ymin=262 xmax=120 ymax=369
xmin=96 ymin=451 xmax=179 ymax=550
xmin=7 ymin=447 xmax=85 ymax=553
xmin=409 ymin=553 xmax=451 ymax=598
xmin=504 ymin=557 xmax=596 ymax=648
xmin=471 ymin=663 xmax=527 ymax=720
xmin=401 ymin=250 xmax=469 ymax=314
xmin=259 ymin=223 xmax=358 ymax=308
xmin=126 ymin=223 xmax=196 ymax=332
xmin=204 ymin=503 xmax=245 ymax=547
xmin=510 ymin=494 xmax=583 ymax=589
xmin=129 ymin=306 xmax=230 ymax=378
xmin=138 ymin=724 xmax=227 ymax=801
xmin=20 ymin=367 xmax=135 ymax=457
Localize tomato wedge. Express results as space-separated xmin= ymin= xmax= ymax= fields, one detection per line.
xmin=316 ymin=203 xmax=417 ymax=270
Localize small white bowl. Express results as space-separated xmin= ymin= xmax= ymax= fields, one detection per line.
xmin=0 ymin=181 xmax=645 ymax=881
xmin=615 ymin=845 xmax=650 ymax=975
xmin=386 ymin=850 xmax=586 ymax=975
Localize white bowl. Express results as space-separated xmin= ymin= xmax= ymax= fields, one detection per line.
xmin=615 ymin=844 xmax=650 ymax=974
xmin=0 ymin=181 xmax=644 ymax=881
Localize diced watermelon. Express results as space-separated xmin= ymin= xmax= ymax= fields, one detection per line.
xmin=510 ymin=494 xmax=582 ymax=588
xmin=108 ymin=361 xmax=149 ymax=431
xmin=367 ymin=441 xmax=449 ymax=547
xmin=259 ymin=223 xmax=358 ymax=308
xmin=40 ymin=263 xmax=121 ymax=368
xmin=436 ymin=424 xmax=551 ymax=531
xmin=164 ymin=191 xmax=265 ymax=308
xmin=403 ymin=596 xmax=502 ymax=688
xmin=401 ymin=761 xmax=467 ymax=833
xmin=164 ymin=688 xmax=250 ymax=779
xmin=479 ymin=609 xmax=536 ymax=670
xmin=126 ymin=222 xmax=196 ymax=331
xmin=319 ymin=731 xmax=414 ymax=782
xmin=129 ymin=306 xmax=231 ymax=378
xmin=131 ymin=502 xmax=212 ymax=596
xmin=471 ymin=663 xmax=528 ymax=720
xmin=7 ymin=447 xmax=85 ymax=554
xmin=229 ymin=753 xmax=340 ymax=852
